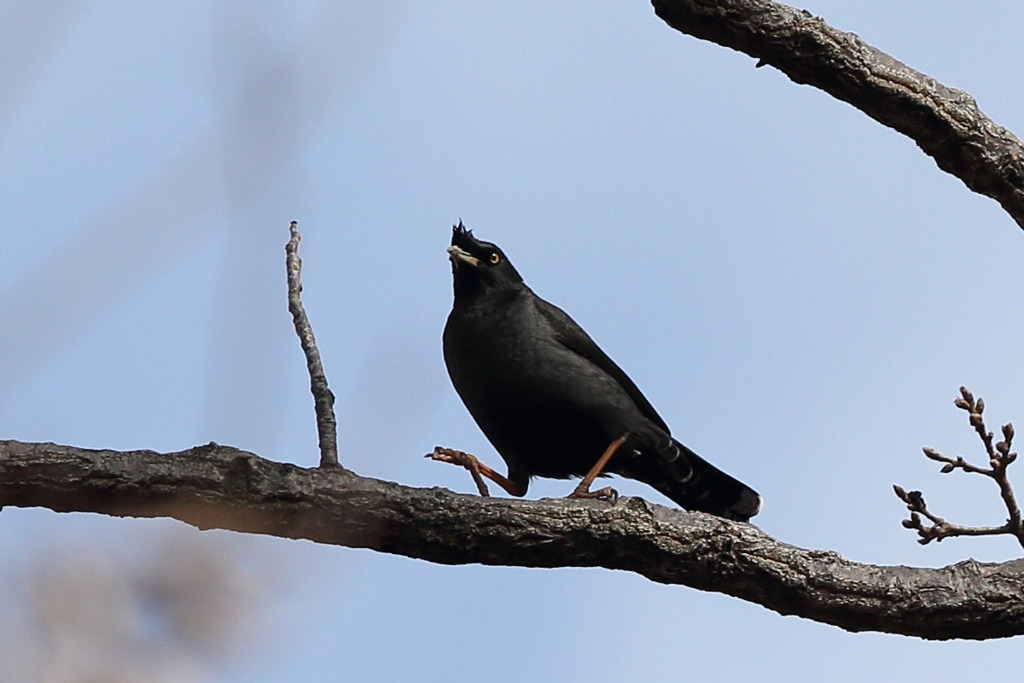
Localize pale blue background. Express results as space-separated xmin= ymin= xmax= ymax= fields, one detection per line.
xmin=2 ymin=1 xmax=1024 ymax=680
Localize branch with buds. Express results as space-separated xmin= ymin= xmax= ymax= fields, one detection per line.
xmin=894 ymin=386 xmax=1024 ymax=550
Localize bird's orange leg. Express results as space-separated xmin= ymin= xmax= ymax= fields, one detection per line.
xmin=427 ymin=447 xmax=527 ymax=497
xmin=567 ymin=433 xmax=629 ymax=502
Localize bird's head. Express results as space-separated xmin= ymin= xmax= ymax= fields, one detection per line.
xmin=447 ymin=221 xmax=524 ymax=304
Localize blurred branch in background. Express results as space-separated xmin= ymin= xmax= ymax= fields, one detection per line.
xmin=0 ymin=0 xmax=93 ymax=136
xmin=0 ymin=2 xmax=412 ymax=440
xmin=0 ymin=528 xmax=280 ymax=683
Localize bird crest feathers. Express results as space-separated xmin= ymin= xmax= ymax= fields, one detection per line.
xmin=451 ymin=220 xmax=480 ymax=251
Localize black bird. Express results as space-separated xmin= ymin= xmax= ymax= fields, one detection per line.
xmin=433 ymin=222 xmax=761 ymax=521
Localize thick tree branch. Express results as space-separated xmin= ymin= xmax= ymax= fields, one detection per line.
xmin=653 ymin=0 xmax=1024 ymax=229
xmin=2 ymin=439 xmax=1023 ymax=641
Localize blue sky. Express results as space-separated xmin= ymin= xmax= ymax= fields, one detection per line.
xmin=2 ymin=1 xmax=1024 ymax=680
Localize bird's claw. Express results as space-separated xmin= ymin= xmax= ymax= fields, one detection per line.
xmin=426 ymin=446 xmax=467 ymax=465
xmin=427 ymin=447 xmax=491 ymax=497
xmin=567 ymin=485 xmax=619 ymax=504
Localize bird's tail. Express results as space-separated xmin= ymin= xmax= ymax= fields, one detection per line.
xmin=649 ymin=440 xmax=761 ymax=522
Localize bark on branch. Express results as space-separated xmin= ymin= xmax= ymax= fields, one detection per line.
xmin=653 ymin=0 xmax=1024 ymax=229
xmin=2 ymin=439 xmax=1023 ymax=641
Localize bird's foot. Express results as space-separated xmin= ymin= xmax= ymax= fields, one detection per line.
xmin=426 ymin=447 xmax=491 ymax=497
xmin=567 ymin=484 xmax=619 ymax=504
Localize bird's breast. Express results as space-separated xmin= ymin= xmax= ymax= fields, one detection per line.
xmin=443 ymin=300 xmax=643 ymax=477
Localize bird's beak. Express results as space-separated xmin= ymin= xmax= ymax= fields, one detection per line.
xmin=447 ymin=245 xmax=480 ymax=267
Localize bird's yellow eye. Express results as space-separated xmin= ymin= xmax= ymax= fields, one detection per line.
xmin=489 ymin=252 xmax=500 ymax=264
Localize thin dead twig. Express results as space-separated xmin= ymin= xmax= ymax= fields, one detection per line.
xmin=285 ymin=221 xmax=340 ymax=469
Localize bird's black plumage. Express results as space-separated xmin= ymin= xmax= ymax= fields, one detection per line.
xmin=441 ymin=222 xmax=761 ymax=521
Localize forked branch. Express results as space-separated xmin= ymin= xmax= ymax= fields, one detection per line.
xmin=895 ymin=387 xmax=1024 ymax=550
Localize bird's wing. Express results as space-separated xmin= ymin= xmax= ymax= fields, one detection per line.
xmin=534 ymin=296 xmax=670 ymax=433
